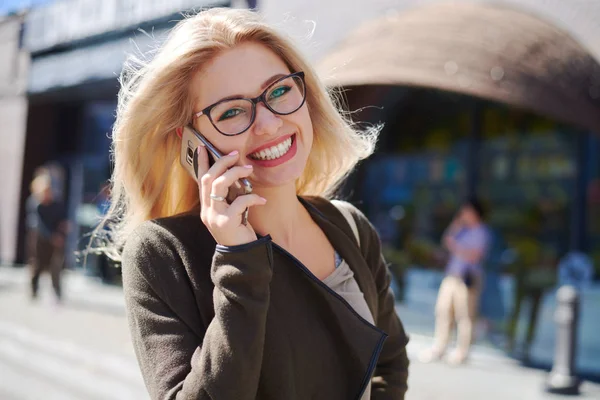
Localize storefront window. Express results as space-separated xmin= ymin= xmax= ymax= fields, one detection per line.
xmin=587 ymin=134 xmax=600 ymax=278
xmin=359 ymin=89 xmax=472 ymax=275
xmin=477 ymin=104 xmax=579 ymax=278
xmin=357 ymin=90 xmax=595 ymax=286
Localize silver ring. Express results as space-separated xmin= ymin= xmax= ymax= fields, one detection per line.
xmin=210 ymin=194 xmax=227 ymax=202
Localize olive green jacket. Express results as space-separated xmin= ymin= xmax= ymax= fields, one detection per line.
xmin=122 ymin=196 xmax=409 ymax=400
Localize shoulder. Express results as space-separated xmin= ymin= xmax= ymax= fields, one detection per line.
xmin=303 ymin=196 xmax=377 ymax=243
xmin=123 ymin=212 xmax=204 ymax=259
xmin=122 ymin=211 xmax=214 ymax=290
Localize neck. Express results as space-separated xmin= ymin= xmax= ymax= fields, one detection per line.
xmin=248 ymin=182 xmax=307 ymax=248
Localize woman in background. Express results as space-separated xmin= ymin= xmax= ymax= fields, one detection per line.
xmin=420 ymin=197 xmax=490 ymax=365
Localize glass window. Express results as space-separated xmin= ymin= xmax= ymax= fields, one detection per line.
xmin=477 ymin=103 xmax=579 ymax=280
xmin=587 ymin=134 xmax=600 ymax=278
xmin=359 ymin=89 xmax=472 ymax=270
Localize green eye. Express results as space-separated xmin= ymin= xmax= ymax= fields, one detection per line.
xmin=269 ymin=85 xmax=291 ymax=100
xmin=218 ymin=108 xmax=244 ymax=121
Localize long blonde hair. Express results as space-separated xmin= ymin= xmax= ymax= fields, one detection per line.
xmin=99 ymin=8 xmax=377 ymax=256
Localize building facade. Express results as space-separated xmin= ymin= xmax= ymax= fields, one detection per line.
xmin=14 ymin=0 xmax=235 ymax=266
xmin=0 ymin=12 xmax=28 ymax=264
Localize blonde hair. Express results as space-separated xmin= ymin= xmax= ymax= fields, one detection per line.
xmin=99 ymin=8 xmax=378 ymax=256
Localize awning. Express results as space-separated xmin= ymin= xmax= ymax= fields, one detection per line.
xmin=28 ymin=29 xmax=169 ymax=94
xmin=317 ymin=3 xmax=600 ymax=132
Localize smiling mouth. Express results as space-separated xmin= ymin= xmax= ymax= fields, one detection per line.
xmin=248 ymin=134 xmax=295 ymax=161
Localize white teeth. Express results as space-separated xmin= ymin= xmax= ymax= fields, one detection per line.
xmin=250 ymin=136 xmax=293 ymax=161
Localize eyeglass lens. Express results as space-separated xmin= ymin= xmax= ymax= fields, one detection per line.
xmin=209 ymin=74 xmax=305 ymax=135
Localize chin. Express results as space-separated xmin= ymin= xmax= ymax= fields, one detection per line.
xmin=253 ymin=159 xmax=307 ymax=189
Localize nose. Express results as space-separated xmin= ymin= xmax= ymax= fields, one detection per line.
xmin=252 ymin=102 xmax=283 ymax=136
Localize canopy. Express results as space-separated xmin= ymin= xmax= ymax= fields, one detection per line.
xmin=317 ymin=2 xmax=600 ymax=132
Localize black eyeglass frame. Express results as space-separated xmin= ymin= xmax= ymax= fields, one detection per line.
xmin=192 ymin=71 xmax=306 ymax=136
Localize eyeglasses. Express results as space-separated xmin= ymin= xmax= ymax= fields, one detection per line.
xmin=193 ymin=71 xmax=306 ymax=136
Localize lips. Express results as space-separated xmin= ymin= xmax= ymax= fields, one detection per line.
xmin=248 ymin=134 xmax=295 ymax=161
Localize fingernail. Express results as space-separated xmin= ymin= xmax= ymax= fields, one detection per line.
xmin=228 ymin=150 xmax=239 ymax=156
xmin=244 ymin=164 xmax=253 ymax=169
xmin=260 ymin=197 xmax=267 ymax=203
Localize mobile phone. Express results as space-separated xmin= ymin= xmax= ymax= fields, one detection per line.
xmin=180 ymin=125 xmax=253 ymax=224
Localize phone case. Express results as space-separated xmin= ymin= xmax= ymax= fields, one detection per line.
xmin=179 ymin=126 xmax=253 ymax=225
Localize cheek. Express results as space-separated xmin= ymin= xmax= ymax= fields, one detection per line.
xmin=195 ymin=120 xmax=237 ymax=153
xmin=297 ymin=107 xmax=314 ymax=143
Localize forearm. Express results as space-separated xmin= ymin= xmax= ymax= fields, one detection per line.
xmin=448 ymin=242 xmax=484 ymax=264
xmin=124 ymin=232 xmax=274 ymax=400
xmin=176 ymin=238 xmax=273 ymax=399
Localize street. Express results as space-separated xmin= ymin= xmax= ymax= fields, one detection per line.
xmin=1 ymin=265 xmax=599 ymax=400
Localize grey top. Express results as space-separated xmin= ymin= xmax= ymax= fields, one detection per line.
xmin=323 ymin=252 xmax=375 ymax=400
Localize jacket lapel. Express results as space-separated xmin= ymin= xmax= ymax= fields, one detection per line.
xmin=300 ymin=197 xmax=380 ymax=320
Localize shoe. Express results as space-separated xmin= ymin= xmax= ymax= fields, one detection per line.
xmin=447 ymin=350 xmax=468 ymax=366
xmin=419 ymin=348 xmax=444 ymax=363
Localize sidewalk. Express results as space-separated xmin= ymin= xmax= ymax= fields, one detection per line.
xmin=0 ymin=264 xmax=126 ymax=316
xmin=398 ymin=268 xmax=600 ymax=376
xmin=2 ymin=264 xmax=600 ymax=399
xmin=405 ymin=334 xmax=600 ymax=400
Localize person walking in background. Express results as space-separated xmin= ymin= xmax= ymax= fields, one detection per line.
xmin=506 ymin=240 xmax=557 ymax=360
xmin=25 ymin=167 xmax=49 ymax=264
xmin=95 ymin=181 xmax=116 ymax=283
xmin=27 ymin=172 xmax=69 ymax=302
xmin=420 ymin=197 xmax=491 ymax=365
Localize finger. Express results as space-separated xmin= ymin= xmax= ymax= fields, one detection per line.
xmin=195 ymin=145 xmax=210 ymax=180
xmin=204 ymin=150 xmax=241 ymax=183
xmin=211 ymin=165 xmax=253 ymax=196
xmin=196 ymin=146 xmax=211 ymax=207
xmin=227 ymin=194 xmax=267 ymax=216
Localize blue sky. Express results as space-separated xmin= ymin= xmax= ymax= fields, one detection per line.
xmin=0 ymin=0 xmax=55 ymax=16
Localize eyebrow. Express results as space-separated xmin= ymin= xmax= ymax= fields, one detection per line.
xmin=206 ymin=73 xmax=290 ymax=106
xmin=260 ymin=73 xmax=287 ymax=90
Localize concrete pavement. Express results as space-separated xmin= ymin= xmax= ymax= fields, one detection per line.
xmin=1 ymin=265 xmax=599 ymax=400
xmin=0 ymin=266 xmax=145 ymax=400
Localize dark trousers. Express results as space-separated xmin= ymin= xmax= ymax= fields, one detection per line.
xmin=508 ymin=286 xmax=544 ymax=351
xmin=30 ymin=235 xmax=64 ymax=299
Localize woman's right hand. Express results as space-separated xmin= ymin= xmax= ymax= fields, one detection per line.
xmin=196 ymin=145 xmax=267 ymax=247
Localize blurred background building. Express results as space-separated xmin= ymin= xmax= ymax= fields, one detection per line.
xmin=0 ymin=10 xmax=28 ymax=266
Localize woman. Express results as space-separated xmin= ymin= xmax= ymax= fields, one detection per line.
xmin=103 ymin=8 xmax=409 ymax=399
xmin=420 ymin=198 xmax=490 ymax=365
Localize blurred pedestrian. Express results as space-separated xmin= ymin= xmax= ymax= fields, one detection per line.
xmin=101 ymin=8 xmax=409 ymax=400
xmin=420 ymin=197 xmax=491 ymax=365
xmin=507 ymin=237 xmax=557 ymax=360
xmin=95 ymin=181 xmax=115 ymax=283
xmin=25 ymin=167 xmax=49 ymax=263
xmin=27 ymin=172 xmax=69 ymax=302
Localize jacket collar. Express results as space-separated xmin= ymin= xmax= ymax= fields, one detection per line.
xmin=299 ymin=197 xmax=379 ymax=319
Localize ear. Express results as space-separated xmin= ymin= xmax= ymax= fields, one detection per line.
xmin=176 ymin=127 xmax=183 ymax=138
